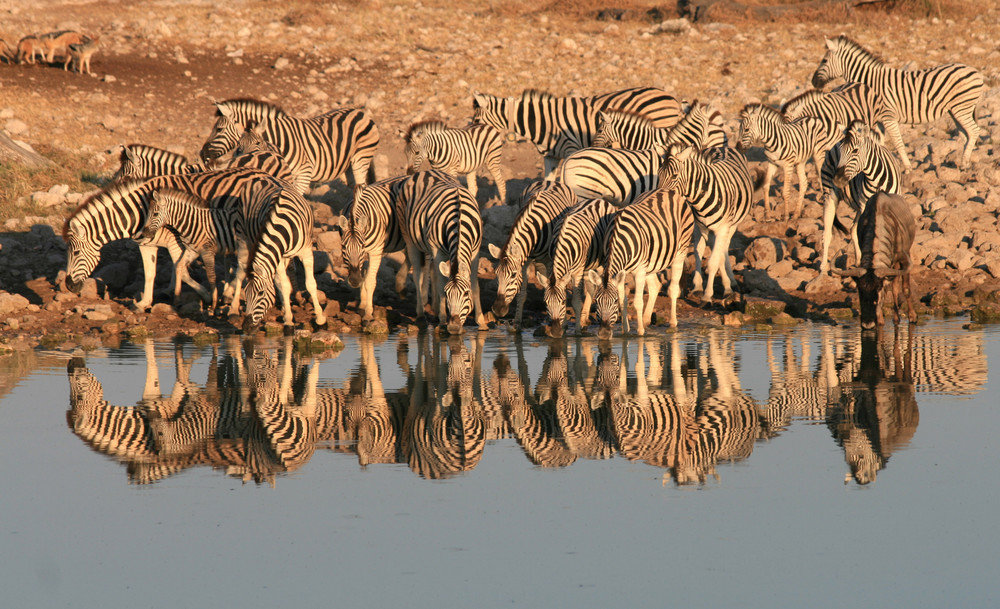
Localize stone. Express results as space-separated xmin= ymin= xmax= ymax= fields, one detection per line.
xmin=744 ymin=236 xmax=783 ymax=270
xmin=744 ymin=296 xmax=786 ymax=320
xmin=0 ymin=292 xmax=30 ymax=315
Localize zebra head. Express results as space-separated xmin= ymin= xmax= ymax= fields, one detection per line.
xmin=657 ymin=144 xmax=691 ymax=195
xmin=141 ymin=190 xmax=170 ymax=240
xmin=812 ymin=36 xmax=850 ymax=89
xmin=736 ymin=104 xmax=769 ymax=151
xmin=833 ymin=120 xmax=880 ymax=189
xmin=200 ymin=102 xmax=243 ymax=166
xmin=586 ymin=268 xmax=623 ymax=341
xmin=111 ymin=145 xmax=142 ymax=183
xmin=592 ymin=111 xmax=622 ymax=149
xmin=242 ymin=270 xmax=276 ymax=335
xmin=488 ymin=241 xmax=525 ymax=318
xmin=62 ymin=218 xmax=100 ymax=294
xmin=536 ymin=270 xmax=570 ymax=339
xmin=472 ymin=92 xmax=515 ymax=141
xmin=231 ymin=121 xmax=271 ymax=160
xmin=338 ymin=193 xmax=371 ymax=289
xmin=439 ymin=260 xmax=473 ymax=335
xmin=403 ymin=121 xmax=432 ymax=174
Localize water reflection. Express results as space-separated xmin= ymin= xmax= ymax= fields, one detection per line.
xmin=65 ymin=324 xmax=988 ymax=486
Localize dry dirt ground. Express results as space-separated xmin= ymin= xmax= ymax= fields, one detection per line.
xmin=1 ymin=0 xmax=1000 ymax=349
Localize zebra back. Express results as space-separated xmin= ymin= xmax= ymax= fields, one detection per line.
xmin=558 ymin=145 xmax=665 ymax=206
xmin=782 ymin=82 xmax=888 ymax=130
xmin=338 ymin=176 xmax=410 ymax=271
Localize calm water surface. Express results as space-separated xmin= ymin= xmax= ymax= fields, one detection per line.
xmin=2 ymin=319 xmax=998 ymax=608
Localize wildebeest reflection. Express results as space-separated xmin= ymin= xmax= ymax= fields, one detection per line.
xmin=828 ymin=327 xmax=919 ymax=485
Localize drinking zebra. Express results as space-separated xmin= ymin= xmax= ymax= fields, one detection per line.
xmin=199 ymin=98 xmax=380 ymax=186
xmin=826 ymin=121 xmax=902 ymax=271
xmin=811 ymin=35 xmax=984 ymax=170
xmin=472 ymin=87 xmax=682 ymax=179
xmin=337 ymin=176 xmax=411 ymax=323
xmin=394 ymin=170 xmax=486 ymax=334
xmin=111 ymin=144 xmax=204 ymax=183
xmin=403 ymin=120 xmax=507 ymax=207
xmin=592 ymin=101 xmax=729 ymax=153
xmin=657 ymin=143 xmax=755 ymax=302
xmin=736 ymin=103 xmax=839 ymax=221
xmin=63 ymin=168 xmax=282 ymax=310
xmin=536 ymin=198 xmax=619 ymax=338
xmin=487 ymin=180 xmax=577 ymax=329
xmin=587 ymin=187 xmax=695 ymax=338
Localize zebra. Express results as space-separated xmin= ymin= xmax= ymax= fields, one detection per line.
xmin=592 ymin=101 xmax=729 ymax=153
xmin=141 ymin=189 xmax=244 ymax=314
xmin=63 ymin=169 xmax=283 ymax=311
xmin=337 ymin=176 xmax=411 ymax=322
xmin=535 ymin=198 xmax=619 ymax=338
xmin=557 ymin=144 xmax=665 ymax=206
xmin=781 ymin=82 xmax=888 ymax=133
xmin=228 ymin=121 xmax=313 ymax=195
xmin=736 ymin=103 xmax=839 ymax=221
xmin=820 ymin=120 xmax=901 ymax=273
xmin=111 ymin=144 xmax=204 ymax=183
xmin=394 ymin=170 xmax=486 ymax=334
xmin=586 ymin=187 xmax=695 ymax=338
xmin=240 ymin=179 xmax=327 ymax=334
xmin=199 ymin=98 xmax=380 ymax=187
xmin=403 ymin=120 xmax=507 ymax=207
xmin=811 ymin=35 xmax=984 ymax=170
xmin=487 ymin=180 xmax=576 ymax=329
xmin=657 ymin=143 xmax=755 ymax=302
xmin=472 ymin=87 xmax=682 ymax=179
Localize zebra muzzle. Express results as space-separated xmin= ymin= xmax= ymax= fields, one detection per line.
xmin=545 ymin=320 xmax=564 ymax=339
xmin=65 ymin=275 xmax=84 ymax=294
xmin=491 ymin=298 xmax=509 ymax=318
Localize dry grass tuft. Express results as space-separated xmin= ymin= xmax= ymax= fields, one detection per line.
xmin=0 ymin=147 xmax=95 ymax=223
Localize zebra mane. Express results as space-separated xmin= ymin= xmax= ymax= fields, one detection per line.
xmin=63 ymin=179 xmax=150 ymax=240
xmin=120 ymin=143 xmax=189 ymax=163
xmin=522 ymin=89 xmax=557 ymax=104
xmin=831 ymin=35 xmax=884 ymax=65
xmin=405 ymin=120 xmax=447 ymax=142
xmin=155 ymin=188 xmax=210 ymax=209
xmin=215 ymin=98 xmax=287 ymax=119
xmin=742 ymin=103 xmax=788 ymax=123
xmin=780 ymin=89 xmax=826 ymax=114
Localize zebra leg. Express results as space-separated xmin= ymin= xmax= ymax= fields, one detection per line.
xmin=200 ymin=248 xmax=218 ymax=314
xmin=543 ymin=156 xmax=560 ymax=181
xmin=571 ymin=275 xmax=585 ymax=334
xmin=273 ymin=258 xmax=295 ymax=327
xmin=465 ymin=171 xmax=479 ymax=206
xmin=820 ymin=191 xmax=838 ymax=274
xmin=794 ymin=162 xmax=808 ymax=221
xmin=471 ymin=254 xmax=487 ymax=331
xmin=432 ymin=253 xmax=447 ymax=322
xmin=690 ymin=224 xmax=706 ymax=294
xmin=762 ymin=162 xmax=777 ymax=218
xmin=667 ymin=249 xmax=685 ymax=327
xmin=228 ymin=243 xmax=249 ymax=316
xmin=884 ymin=118 xmax=911 ymax=172
xmin=407 ymin=246 xmax=427 ymax=323
xmin=362 ymin=252 xmax=382 ymax=321
xmin=850 ymin=215 xmax=862 ymax=268
xmin=579 ymin=274 xmax=597 ymax=334
xmin=633 ymin=267 xmax=647 ymax=336
xmin=513 ymin=265 xmax=529 ymax=329
xmin=394 ymin=256 xmax=411 ymax=296
xmin=950 ymin=106 xmax=980 ymax=169
xmin=135 ymin=244 xmax=159 ymax=311
xmin=487 ymin=156 xmax=507 ymax=205
xmin=297 ymin=249 xmax=327 ymax=327
xmin=702 ymin=228 xmax=725 ymax=302
xmin=642 ymin=273 xmax=661 ymax=331
xmin=780 ymin=161 xmax=796 ymax=221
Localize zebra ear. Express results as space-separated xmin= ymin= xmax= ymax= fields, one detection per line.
xmin=535 ymin=271 xmax=548 ymax=287
xmin=825 ymin=38 xmax=837 ymax=51
xmin=336 ymin=214 xmax=349 ymax=233
xmin=216 ymin=101 xmax=232 ymax=118
xmin=585 ymin=269 xmax=602 ymax=288
xmin=488 ymin=243 xmax=502 ymax=260
xmin=438 ymin=260 xmax=451 ymax=277
xmin=124 ymin=146 xmax=139 ymax=163
xmin=508 ymin=241 xmax=524 ymax=260
xmin=250 ymin=121 xmax=265 ymax=136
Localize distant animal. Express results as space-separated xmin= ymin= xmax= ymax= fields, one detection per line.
xmin=812 ymin=35 xmax=984 ymax=170
xmin=0 ymin=38 xmax=15 ymax=63
xmin=472 ymin=87 xmax=682 ymax=178
xmin=833 ymin=191 xmax=916 ymax=331
xmin=403 ymin=120 xmax=507 ymax=207
xmin=64 ymin=36 xmax=99 ymax=75
xmin=16 ymin=35 xmax=44 ymax=64
xmin=41 ymin=30 xmax=89 ymax=63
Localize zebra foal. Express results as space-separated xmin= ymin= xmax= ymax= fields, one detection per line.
xmin=812 ymin=35 xmax=984 ymax=170
xmin=404 ymin=120 xmax=507 ymax=207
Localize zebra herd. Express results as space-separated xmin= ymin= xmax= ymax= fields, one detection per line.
xmin=61 ymin=35 xmax=984 ymax=336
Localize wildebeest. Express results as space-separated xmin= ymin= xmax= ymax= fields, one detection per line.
xmin=834 ymin=191 xmax=917 ymax=330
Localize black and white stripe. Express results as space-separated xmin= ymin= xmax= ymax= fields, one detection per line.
xmin=337 ymin=176 xmax=410 ymax=322
xmin=229 ymin=122 xmax=313 ymax=195
xmin=782 ymin=82 xmax=888 ymax=132
xmin=199 ymin=98 xmax=380 ymax=186
xmin=593 ymin=101 xmax=728 ymax=152
xmin=812 ymin=35 xmax=984 ymax=170
xmin=111 ymin=144 xmax=204 ymax=183
xmin=394 ymin=170 xmax=485 ymax=334
xmin=404 ymin=120 xmax=507 ymax=206
xmin=658 ymin=143 xmax=755 ymax=302
xmin=472 ymin=87 xmax=682 ymax=178
xmin=487 ymin=180 xmax=576 ymax=328
xmin=586 ymin=188 xmax=695 ymax=337
xmin=557 ymin=145 xmax=665 ymax=206
xmin=536 ymin=198 xmax=618 ymax=338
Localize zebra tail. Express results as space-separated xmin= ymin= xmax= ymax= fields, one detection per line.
xmin=367 ymin=160 xmax=378 ymax=185
xmin=832 ymin=214 xmax=849 ymax=235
